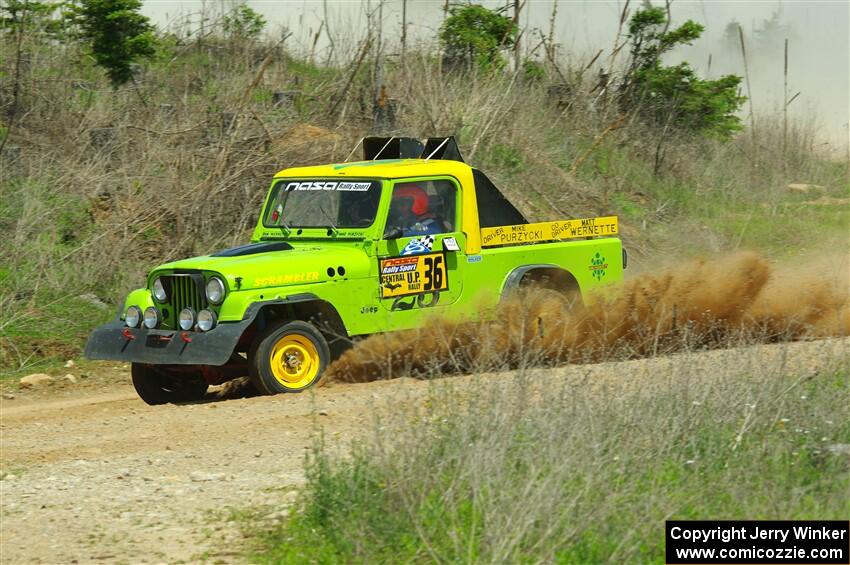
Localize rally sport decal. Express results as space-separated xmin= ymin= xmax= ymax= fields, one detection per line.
xmin=379 ymin=252 xmax=448 ymax=299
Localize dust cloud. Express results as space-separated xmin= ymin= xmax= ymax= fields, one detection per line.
xmin=325 ymin=252 xmax=849 ymax=384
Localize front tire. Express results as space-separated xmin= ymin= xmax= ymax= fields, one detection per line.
xmin=131 ymin=364 xmax=209 ymax=405
xmin=249 ymin=321 xmax=330 ymax=395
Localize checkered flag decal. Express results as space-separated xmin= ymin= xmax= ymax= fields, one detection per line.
xmin=400 ymin=234 xmax=437 ymax=256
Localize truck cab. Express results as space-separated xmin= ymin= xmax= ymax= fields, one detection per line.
xmin=85 ymin=137 xmax=624 ymax=404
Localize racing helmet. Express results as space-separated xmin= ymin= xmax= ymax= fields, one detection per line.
xmin=392 ymin=184 xmax=429 ymax=216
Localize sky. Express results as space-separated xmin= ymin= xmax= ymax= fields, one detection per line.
xmin=141 ymin=1 xmax=850 ymax=149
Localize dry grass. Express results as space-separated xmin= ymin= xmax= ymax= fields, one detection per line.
xmin=249 ymin=339 xmax=850 ymax=563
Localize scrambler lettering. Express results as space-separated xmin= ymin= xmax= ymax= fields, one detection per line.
xmin=254 ymin=272 xmax=320 ymax=286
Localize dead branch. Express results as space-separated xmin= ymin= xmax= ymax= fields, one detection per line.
xmin=569 ymin=114 xmax=627 ymax=174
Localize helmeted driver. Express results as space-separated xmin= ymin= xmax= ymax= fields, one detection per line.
xmin=388 ymin=184 xmax=442 ymax=236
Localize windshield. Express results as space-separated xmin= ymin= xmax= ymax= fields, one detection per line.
xmin=263 ymin=179 xmax=382 ymax=229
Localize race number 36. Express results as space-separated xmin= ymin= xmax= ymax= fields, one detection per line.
xmin=379 ymin=252 xmax=449 ymax=298
xmin=423 ymin=255 xmax=444 ymax=291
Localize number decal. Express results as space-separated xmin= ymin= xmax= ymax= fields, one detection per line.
xmin=379 ymin=252 xmax=448 ymax=298
xmin=423 ymin=257 xmax=433 ymax=290
xmin=432 ymin=256 xmax=443 ymax=289
xmin=422 ymin=256 xmax=444 ymax=292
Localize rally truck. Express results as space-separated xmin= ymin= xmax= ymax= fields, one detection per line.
xmin=85 ymin=137 xmax=625 ymax=404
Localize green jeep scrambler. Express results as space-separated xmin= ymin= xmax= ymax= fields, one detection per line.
xmin=85 ymin=137 xmax=625 ymax=404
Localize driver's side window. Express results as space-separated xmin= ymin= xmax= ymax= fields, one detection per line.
xmin=384 ymin=180 xmax=457 ymax=238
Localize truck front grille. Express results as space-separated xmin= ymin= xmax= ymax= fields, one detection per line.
xmin=166 ymin=274 xmax=206 ymax=326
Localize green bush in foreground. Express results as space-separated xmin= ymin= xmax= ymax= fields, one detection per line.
xmin=251 ymin=352 xmax=849 ymax=563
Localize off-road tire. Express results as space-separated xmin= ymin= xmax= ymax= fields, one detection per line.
xmin=249 ymin=320 xmax=330 ymax=395
xmin=131 ymin=363 xmax=209 ymax=405
xmin=518 ymin=273 xmax=585 ymax=313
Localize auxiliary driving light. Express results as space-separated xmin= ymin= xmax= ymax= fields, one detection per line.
xmin=152 ymin=277 xmax=167 ymax=302
xmin=179 ymin=308 xmax=196 ymax=331
xmin=143 ymin=306 xmax=160 ymax=329
xmin=197 ymin=309 xmax=217 ymax=332
xmin=125 ymin=306 xmax=142 ymax=328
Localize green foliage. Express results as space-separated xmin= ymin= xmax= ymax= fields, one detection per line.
xmin=1 ymin=0 xmax=58 ymax=32
xmin=633 ymin=63 xmax=744 ymax=138
xmin=439 ymin=4 xmax=516 ymax=72
xmin=222 ymin=3 xmax=266 ymax=40
xmin=622 ymin=6 xmax=745 ymax=139
xmin=626 ymin=6 xmax=704 ymax=70
xmin=522 ymin=59 xmax=546 ymax=82
xmin=489 ymin=143 xmax=525 ymax=172
xmin=0 ymin=0 xmax=71 ymax=40
xmin=69 ymin=0 xmax=156 ymax=87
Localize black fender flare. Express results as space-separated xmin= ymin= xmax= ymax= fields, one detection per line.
xmin=247 ymin=294 xmax=350 ymax=358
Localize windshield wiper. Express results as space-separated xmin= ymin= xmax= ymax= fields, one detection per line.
xmin=268 ymin=200 xmax=293 ymax=235
xmin=279 ymin=218 xmax=292 ymax=236
xmin=318 ymin=203 xmax=339 ymax=236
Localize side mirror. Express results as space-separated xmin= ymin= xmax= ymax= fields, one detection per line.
xmin=383 ymin=226 xmax=403 ymax=240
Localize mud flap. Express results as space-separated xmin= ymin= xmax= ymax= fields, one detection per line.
xmin=84 ymin=318 xmax=252 ymax=366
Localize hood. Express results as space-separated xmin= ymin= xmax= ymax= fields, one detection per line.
xmin=152 ymin=242 xmax=372 ymax=291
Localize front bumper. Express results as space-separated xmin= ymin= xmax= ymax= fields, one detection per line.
xmin=84 ymin=318 xmax=252 ymax=366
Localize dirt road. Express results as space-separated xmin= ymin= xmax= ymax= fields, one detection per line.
xmin=1 ymin=338 xmax=847 ymax=564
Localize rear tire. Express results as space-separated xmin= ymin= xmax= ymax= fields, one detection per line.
xmin=518 ymin=271 xmax=584 ymax=313
xmin=131 ymin=363 xmax=209 ymax=405
xmin=249 ymin=321 xmax=330 ymax=395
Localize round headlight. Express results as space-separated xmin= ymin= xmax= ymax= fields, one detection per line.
xmin=143 ymin=307 xmax=160 ymax=329
xmin=197 ymin=309 xmax=217 ymax=332
xmin=205 ymin=277 xmax=226 ymax=305
xmin=125 ymin=306 xmax=142 ymax=328
xmin=179 ymin=308 xmax=196 ymax=331
xmin=152 ymin=277 xmax=167 ymax=302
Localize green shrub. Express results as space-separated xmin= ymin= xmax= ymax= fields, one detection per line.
xmin=440 ymin=4 xmax=516 ymax=72
xmin=522 ymin=59 xmax=546 ymax=82
xmin=68 ymin=0 xmax=156 ymax=87
xmin=621 ymin=6 xmax=745 ymax=139
xmin=223 ymin=4 xmax=266 ymax=40
xmin=0 ymin=0 xmax=67 ymax=37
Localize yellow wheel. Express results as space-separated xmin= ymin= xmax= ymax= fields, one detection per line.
xmin=250 ymin=321 xmax=330 ymax=394
xmin=269 ymin=334 xmax=321 ymax=389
